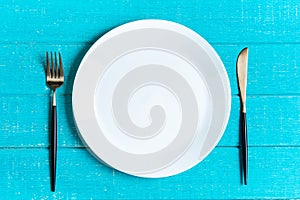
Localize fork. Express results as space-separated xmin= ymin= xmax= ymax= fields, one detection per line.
xmin=46 ymin=52 xmax=64 ymax=192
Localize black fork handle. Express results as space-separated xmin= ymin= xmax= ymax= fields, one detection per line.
xmin=51 ymin=105 xmax=57 ymax=191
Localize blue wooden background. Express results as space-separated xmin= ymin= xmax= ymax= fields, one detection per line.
xmin=0 ymin=0 xmax=299 ymax=199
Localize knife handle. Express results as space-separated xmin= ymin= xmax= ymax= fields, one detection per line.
xmin=241 ymin=112 xmax=248 ymax=185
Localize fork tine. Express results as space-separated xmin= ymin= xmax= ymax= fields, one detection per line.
xmin=46 ymin=52 xmax=50 ymax=77
xmin=51 ymin=52 xmax=54 ymax=78
xmin=55 ymin=52 xmax=58 ymax=78
xmin=59 ymin=52 xmax=64 ymax=78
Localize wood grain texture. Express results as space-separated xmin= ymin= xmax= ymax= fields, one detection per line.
xmin=0 ymin=95 xmax=299 ymax=147
xmin=0 ymin=44 xmax=299 ymax=95
xmin=1 ymin=147 xmax=299 ymax=199
xmin=0 ymin=0 xmax=299 ymax=43
xmin=0 ymin=0 xmax=299 ymax=199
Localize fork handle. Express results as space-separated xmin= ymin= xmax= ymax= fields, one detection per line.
xmin=51 ymin=103 xmax=57 ymax=192
xmin=241 ymin=112 xmax=248 ymax=185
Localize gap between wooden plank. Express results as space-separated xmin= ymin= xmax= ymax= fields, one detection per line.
xmin=1 ymin=41 xmax=300 ymax=45
xmin=2 ymin=94 xmax=300 ymax=97
xmin=1 ymin=146 xmax=300 ymax=149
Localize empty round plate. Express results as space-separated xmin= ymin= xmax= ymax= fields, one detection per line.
xmin=72 ymin=19 xmax=231 ymax=177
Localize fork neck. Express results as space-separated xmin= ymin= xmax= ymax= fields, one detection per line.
xmin=52 ymin=90 xmax=57 ymax=107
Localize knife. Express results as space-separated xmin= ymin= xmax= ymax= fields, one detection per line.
xmin=237 ymin=47 xmax=248 ymax=185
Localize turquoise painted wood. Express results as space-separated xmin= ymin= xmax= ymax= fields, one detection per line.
xmin=1 ymin=148 xmax=300 ymax=199
xmin=0 ymin=44 xmax=299 ymax=95
xmin=0 ymin=0 xmax=299 ymax=199
xmin=1 ymin=95 xmax=300 ymax=147
xmin=0 ymin=0 xmax=299 ymax=43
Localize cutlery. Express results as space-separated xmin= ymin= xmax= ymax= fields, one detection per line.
xmin=46 ymin=52 xmax=64 ymax=191
xmin=236 ymin=47 xmax=248 ymax=185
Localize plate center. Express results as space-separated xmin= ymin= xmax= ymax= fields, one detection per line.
xmin=94 ymin=48 xmax=210 ymax=155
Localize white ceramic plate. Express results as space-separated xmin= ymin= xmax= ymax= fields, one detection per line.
xmin=72 ymin=20 xmax=231 ymax=178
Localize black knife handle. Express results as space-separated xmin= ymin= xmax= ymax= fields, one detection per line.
xmin=51 ymin=105 xmax=57 ymax=192
xmin=241 ymin=112 xmax=248 ymax=185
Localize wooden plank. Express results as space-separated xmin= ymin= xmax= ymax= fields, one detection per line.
xmin=0 ymin=0 xmax=299 ymax=43
xmin=0 ymin=95 xmax=81 ymax=147
xmin=1 ymin=147 xmax=299 ymax=199
xmin=214 ymin=44 xmax=300 ymax=95
xmin=222 ymin=95 xmax=300 ymax=147
xmin=1 ymin=148 xmax=113 ymax=199
xmin=112 ymin=147 xmax=300 ymax=199
xmin=0 ymin=44 xmax=299 ymax=95
xmin=1 ymin=95 xmax=299 ymax=147
xmin=0 ymin=44 xmax=90 ymax=95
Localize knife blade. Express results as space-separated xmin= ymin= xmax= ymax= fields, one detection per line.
xmin=237 ymin=47 xmax=248 ymax=185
